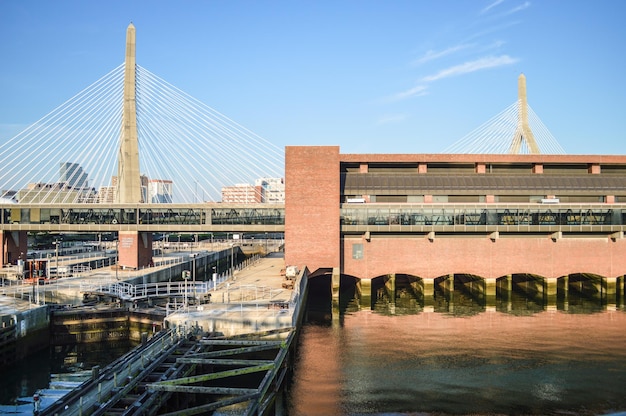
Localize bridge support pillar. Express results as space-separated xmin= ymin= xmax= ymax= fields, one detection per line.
xmin=485 ymin=278 xmax=497 ymax=312
xmin=423 ymin=278 xmax=435 ymax=312
xmin=444 ymin=274 xmax=454 ymax=295
xmin=505 ymin=274 xmax=512 ymax=293
xmin=545 ymin=277 xmax=558 ymax=311
xmin=358 ymin=278 xmax=372 ymax=310
xmin=603 ymin=277 xmax=617 ymax=308
xmin=445 ymin=274 xmax=455 ymax=312
xmin=561 ymin=274 xmax=569 ymax=311
xmin=504 ymin=274 xmax=513 ymax=312
xmin=332 ymin=267 xmax=340 ymax=321
xmin=0 ymin=230 xmax=27 ymax=266
xmin=118 ymin=231 xmax=153 ymax=270
xmin=385 ymin=274 xmax=396 ymax=305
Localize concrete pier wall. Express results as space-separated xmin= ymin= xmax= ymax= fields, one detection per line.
xmin=0 ymin=302 xmax=49 ymax=368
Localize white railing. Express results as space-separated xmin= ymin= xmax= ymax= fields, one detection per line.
xmin=79 ymin=281 xmax=211 ymax=301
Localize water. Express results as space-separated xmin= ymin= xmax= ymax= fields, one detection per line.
xmin=287 ymin=278 xmax=626 ymax=416
xmin=1 ymin=278 xmax=624 ymax=415
xmin=0 ymin=341 xmax=135 ymax=414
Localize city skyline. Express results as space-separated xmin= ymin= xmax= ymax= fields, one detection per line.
xmin=0 ymin=1 xmax=625 ymax=155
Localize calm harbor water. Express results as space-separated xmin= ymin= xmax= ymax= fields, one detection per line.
xmin=1 ymin=277 xmax=625 ymax=416
xmin=286 ymin=278 xmax=626 ymax=416
xmin=0 ymin=341 xmax=134 ymax=414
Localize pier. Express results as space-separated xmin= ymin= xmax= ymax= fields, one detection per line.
xmin=28 ymin=253 xmax=305 ymax=416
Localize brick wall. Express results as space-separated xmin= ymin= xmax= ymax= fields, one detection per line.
xmin=118 ymin=231 xmax=153 ymax=269
xmin=285 ymin=146 xmax=340 ymax=272
xmin=342 ymin=235 xmax=626 ymax=279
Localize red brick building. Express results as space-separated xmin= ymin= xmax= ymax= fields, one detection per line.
xmin=285 ymin=146 xmax=626 ymax=287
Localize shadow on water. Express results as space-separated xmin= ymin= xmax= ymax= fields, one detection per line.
xmin=0 ymin=341 xmax=135 ymax=408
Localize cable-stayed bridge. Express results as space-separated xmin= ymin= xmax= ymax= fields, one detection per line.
xmin=0 ymin=24 xmax=566 ymax=206
xmin=0 ymin=27 xmax=283 ymax=205
xmin=443 ymin=73 xmax=565 ymax=155
xmin=0 ymin=24 xmax=579 ymax=270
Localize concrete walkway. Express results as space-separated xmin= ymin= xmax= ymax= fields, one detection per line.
xmin=165 ymin=252 xmax=297 ymax=337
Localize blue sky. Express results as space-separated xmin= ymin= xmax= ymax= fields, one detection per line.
xmin=0 ymin=0 xmax=625 ymax=155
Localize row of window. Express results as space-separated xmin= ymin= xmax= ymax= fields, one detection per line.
xmin=2 ymin=208 xmax=285 ymax=225
xmin=341 ymin=207 xmax=625 ymax=226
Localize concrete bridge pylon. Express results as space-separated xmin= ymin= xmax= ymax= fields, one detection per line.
xmin=117 ymin=22 xmax=142 ymax=205
xmin=117 ymin=23 xmax=152 ymax=269
xmin=509 ymin=73 xmax=540 ymax=154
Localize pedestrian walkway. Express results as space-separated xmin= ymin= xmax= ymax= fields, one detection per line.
xmin=165 ymin=252 xmax=300 ymax=337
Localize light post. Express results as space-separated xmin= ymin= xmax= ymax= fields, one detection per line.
xmin=53 ymin=240 xmax=59 ymax=279
xmin=191 ymin=253 xmax=198 ymax=301
xmin=182 ymin=270 xmax=190 ymax=308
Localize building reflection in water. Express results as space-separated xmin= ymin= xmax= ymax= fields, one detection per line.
xmin=287 ymin=274 xmax=626 ymax=416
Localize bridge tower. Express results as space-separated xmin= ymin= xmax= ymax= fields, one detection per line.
xmin=117 ymin=23 xmax=142 ymax=204
xmin=508 ymin=73 xmax=540 ymax=154
xmin=117 ymin=23 xmax=152 ymax=269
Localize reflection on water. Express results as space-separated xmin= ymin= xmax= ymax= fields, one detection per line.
xmin=287 ymin=276 xmax=626 ymax=416
xmin=0 ymin=341 xmax=134 ymax=413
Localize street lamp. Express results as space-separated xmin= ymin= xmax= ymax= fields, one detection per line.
xmin=53 ymin=240 xmax=59 ymax=279
xmin=191 ymin=253 xmax=198 ymax=301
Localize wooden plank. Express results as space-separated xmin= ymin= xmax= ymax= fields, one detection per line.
xmin=176 ymin=358 xmax=275 ymax=366
xmin=191 ymin=344 xmax=281 ymax=358
xmin=151 ymin=363 xmax=274 ymax=385
xmin=158 ymin=393 xmax=259 ymax=416
xmin=225 ymin=326 xmax=295 ymax=339
xmin=148 ymin=385 xmax=258 ymax=395
xmin=200 ymin=339 xmax=283 ymax=347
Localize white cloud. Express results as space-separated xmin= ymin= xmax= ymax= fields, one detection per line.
xmin=412 ymin=44 xmax=474 ymax=66
xmin=387 ymin=85 xmax=429 ymax=102
xmin=421 ymin=55 xmax=518 ymax=82
xmin=481 ymin=0 xmax=505 ymax=15
xmin=506 ymin=1 xmax=530 ymax=15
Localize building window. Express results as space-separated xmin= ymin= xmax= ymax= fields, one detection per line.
xmin=353 ymin=244 xmax=363 ymax=260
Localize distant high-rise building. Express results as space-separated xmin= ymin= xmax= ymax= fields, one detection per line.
xmin=98 ymin=186 xmax=116 ymax=203
xmin=221 ymin=184 xmax=262 ymax=203
xmin=140 ymin=175 xmax=149 ymax=203
xmin=255 ymin=177 xmax=285 ymax=203
xmin=60 ymin=162 xmax=88 ymax=188
xmin=148 ymin=179 xmax=173 ymax=203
